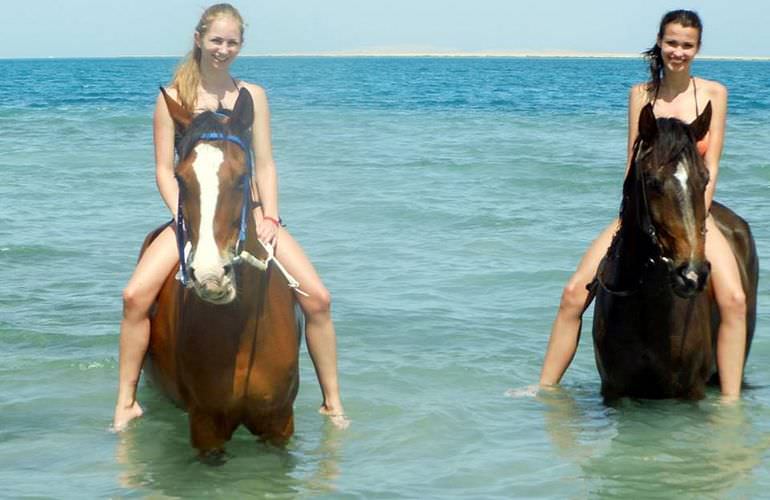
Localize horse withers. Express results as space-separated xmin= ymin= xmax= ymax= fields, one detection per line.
xmin=592 ymin=102 xmax=758 ymax=401
xmin=140 ymin=88 xmax=300 ymax=454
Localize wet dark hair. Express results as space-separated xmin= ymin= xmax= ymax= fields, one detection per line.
xmin=643 ymin=10 xmax=703 ymax=91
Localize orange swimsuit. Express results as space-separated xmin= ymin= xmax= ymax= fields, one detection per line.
xmin=696 ymin=132 xmax=710 ymax=157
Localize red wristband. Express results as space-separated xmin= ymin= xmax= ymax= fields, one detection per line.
xmin=264 ymin=216 xmax=280 ymax=227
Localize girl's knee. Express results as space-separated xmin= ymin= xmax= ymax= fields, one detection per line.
xmin=122 ymin=285 xmax=152 ymax=318
xmin=302 ymin=288 xmax=332 ymax=318
xmin=719 ymin=287 xmax=746 ymax=319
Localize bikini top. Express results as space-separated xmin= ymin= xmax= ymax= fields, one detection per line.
xmin=652 ymin=77 xmax=710 ymax=157
xmin=171 ymin=78 xmax=244 ymax=158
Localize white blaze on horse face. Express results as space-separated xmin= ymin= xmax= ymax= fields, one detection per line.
xmin=190 ymin=144 xmax=225 ymax=282
xmin=674 ymin=159 xmax=697 ymax=259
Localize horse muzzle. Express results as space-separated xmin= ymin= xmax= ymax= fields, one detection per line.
xmin=672 ymin=261 xmax=710 ymax=298
xmin=189 ymin=263 xmax=237 ymax=304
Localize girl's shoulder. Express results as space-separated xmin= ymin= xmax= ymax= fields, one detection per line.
xmin=159 ymin=85 xmax=180 ymax=100
xmin=234 ymin=80 xmax=267 ymax=99
xmin=693 ymin=77 xmax=728 ymax=100
xmin=629 ymin=82 xmax=653 ymax=105
xmin=234 ymin=81 xmax=270 ymax=114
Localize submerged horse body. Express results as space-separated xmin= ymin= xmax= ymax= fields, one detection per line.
xmin=141 ymin=88 xmax=301 ymax=452
xmin=592 ymin=103 xmax=757 ymax=401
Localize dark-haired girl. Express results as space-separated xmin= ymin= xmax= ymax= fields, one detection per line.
xmin=540 ymin=10 xmax=746 ymax=399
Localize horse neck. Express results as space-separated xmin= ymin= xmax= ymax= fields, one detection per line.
xmin=612 ymin=195 xmax=669 ymax=299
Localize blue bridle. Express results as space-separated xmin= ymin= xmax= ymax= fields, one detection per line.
xmin=177 ymin=131 xmax=253 ymax=287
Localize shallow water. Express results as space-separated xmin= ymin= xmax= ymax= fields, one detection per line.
xmin=1 ymin=57 xmax=769 ymax=498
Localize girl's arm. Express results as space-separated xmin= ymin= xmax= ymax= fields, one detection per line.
xmin=153 ymin=90 xmax=179 ymax=218
xmin=245 ymin=83 xmax=280 ymax=245
xmin=702 ymin=82 xmax=728 ymax=211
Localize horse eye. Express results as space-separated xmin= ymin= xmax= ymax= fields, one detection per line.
xmin=645 ymin=177 xmax=663 ymax=192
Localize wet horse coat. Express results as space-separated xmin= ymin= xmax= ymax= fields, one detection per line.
xmin=592 ymin=103 xmax=758 ymax=401
xmin=141 ymin=88 xmax=300 ymax=452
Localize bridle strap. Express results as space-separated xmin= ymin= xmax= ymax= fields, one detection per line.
xmin=598 ymin=142 xmax=673 ymax=297
xmin=635 ymin=142 xmax=661 ymax=253
xmin=176 ymin=196 xmax=191 ymax=287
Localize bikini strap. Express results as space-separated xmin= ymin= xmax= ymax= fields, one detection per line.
xmin=215 ymin=77 xmax=241 ymax=113
xmin=651 ymin=78 xmax=699 ymax=116
xmin=651 ymin=82 xmax=660 ymax=108
xmin=692 ymin=77 xmax=700 ymax=116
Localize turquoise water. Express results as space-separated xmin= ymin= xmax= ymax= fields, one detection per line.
xmin=1 ymin=57 xmax=769 ymax=498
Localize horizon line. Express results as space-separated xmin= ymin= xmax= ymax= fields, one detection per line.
xmin=2 ymin=50 xmax=769 ymax=61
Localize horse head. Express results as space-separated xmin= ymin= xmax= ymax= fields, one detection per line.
xmin=625 ymin=101 xmax=712 ymax=298
xmin=161 ymin=87 xmax=254 ymax=304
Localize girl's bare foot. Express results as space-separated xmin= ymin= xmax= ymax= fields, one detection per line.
xmin=319 ymin=403 xmax=350 ymax=430
xmin=112 ymin=401 xmax=144 ymax=432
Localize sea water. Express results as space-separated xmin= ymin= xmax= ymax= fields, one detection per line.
xmin=1 ymin=57 xmax=769 ymax=498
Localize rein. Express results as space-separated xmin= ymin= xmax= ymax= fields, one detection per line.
xmin=175 ymin=131 xmax=308 ymax=297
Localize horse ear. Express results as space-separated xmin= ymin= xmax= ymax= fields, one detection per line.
xmin=159 ymin=87 xmax=192 ymax=129
xmin=230 ymin=88 xmax=254 ymax=132
xmin=638 ymin=102 xmax=657 ymax=142
xmin=689 ymin=101 xmax=712 ymax=142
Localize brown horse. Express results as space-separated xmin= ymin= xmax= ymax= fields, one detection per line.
xmin=592 ymin=102 xmax=758 ymax=401
xmin=140 ymin=88 xmax=300 ymax=454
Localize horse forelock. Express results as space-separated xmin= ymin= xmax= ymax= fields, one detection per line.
xmin=176 ymin=111 xmax=251 ymax=162
xmin=634 ymin=118 xmax=707 ymax=191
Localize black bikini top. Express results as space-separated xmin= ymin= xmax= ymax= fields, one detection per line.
xmin=171 ymin=78 xmax=241 ymax=158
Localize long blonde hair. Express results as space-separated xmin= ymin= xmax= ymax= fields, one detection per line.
xmin=170 ymin=3 xmax=245 ymax=112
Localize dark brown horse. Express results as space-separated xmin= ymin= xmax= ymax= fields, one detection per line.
xmin=592 ymin=102 xmax=758 ymax=401
xmin=140 ymin=88 xmax=300 ymax=453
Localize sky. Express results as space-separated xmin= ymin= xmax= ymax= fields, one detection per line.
xmin=2 ymin=0 xmax=769 ymax=58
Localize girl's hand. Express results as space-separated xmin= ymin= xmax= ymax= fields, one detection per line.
xmin=256 ymin=216 xmax=280 ymax=246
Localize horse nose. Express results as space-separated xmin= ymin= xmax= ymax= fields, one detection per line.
xmin=676 ymin=262 xmax=709 ymax=295
xmin=202 ymin=278 xmax=220 ymax=293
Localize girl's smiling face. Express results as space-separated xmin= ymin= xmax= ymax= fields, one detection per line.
xmin=196 ymin=16 xmax=243 ymax=71
xmin=657 ymin=22 xmax=701 ymax=74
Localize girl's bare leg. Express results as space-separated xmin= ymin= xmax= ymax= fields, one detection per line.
xmin=273 ymin=228 xmax=347 ymax=428
xmin=113 ymin=226 xmax=179 ymax=430
xmin=706 ymin=216 xmax=747 ymax=400
xmin=540 ymin=219 xmax=619 ymax=386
